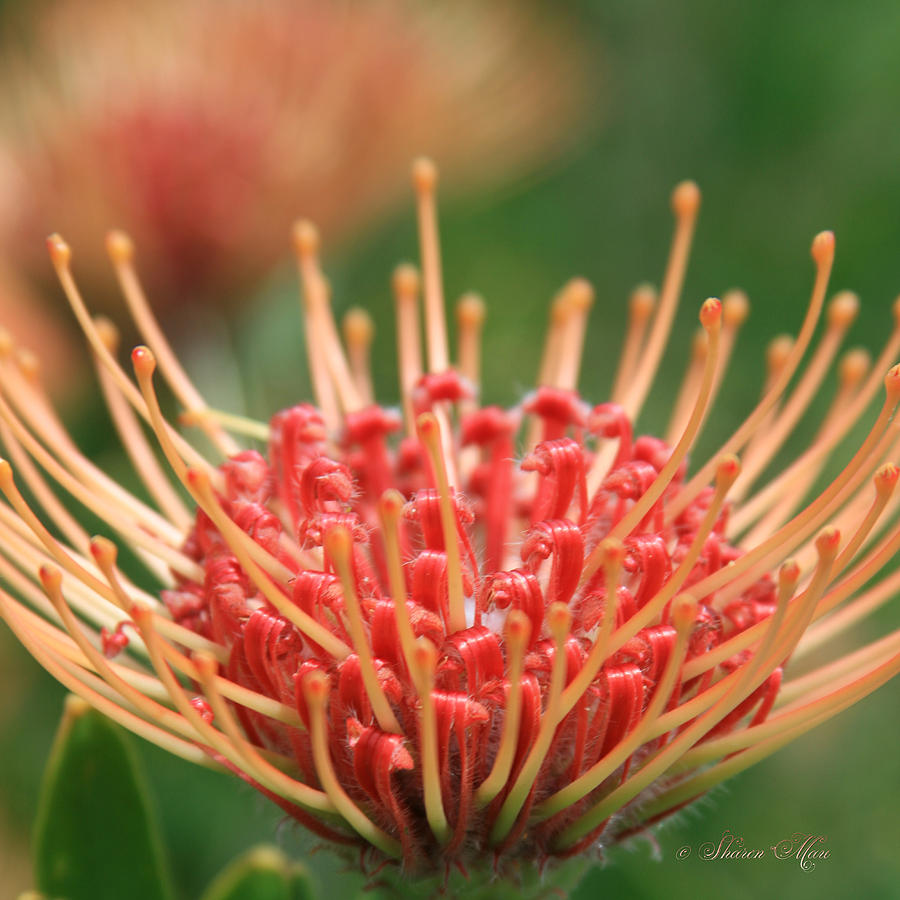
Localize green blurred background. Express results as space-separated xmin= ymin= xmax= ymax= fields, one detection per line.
xmin=1 ymin=1 xmax=899 ymax=897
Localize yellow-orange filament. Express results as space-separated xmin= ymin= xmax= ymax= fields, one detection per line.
xmin=475 ymin=608 xmax=531 ymax=808
xmin=392 ymin=264 xmax=423 ymax=437
xmin=417 ymin=413 xmax=467 ymax=634
xmin=610 ymin=283 xmax=656 ymax=404
xmin=342 ymin=307 xmax=375 ymax=407
xmin=620 ymin=181 xmax=701 ymax=420
xmin=412 ymin=158 xmax=448 ymax=375
xmin=491 ymin=601 xmax=571 ymax=844
xmin=324 ymin=526 xmax=402 ymax=734
xmin=409 ymin=637 xmax=450 ymax=845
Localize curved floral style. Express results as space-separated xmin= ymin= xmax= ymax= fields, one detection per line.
xmin=0 ymin=161 xmax=897 ymax=887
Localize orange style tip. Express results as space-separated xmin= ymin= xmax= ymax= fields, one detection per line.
xmin=564 ymin=277 xmax=595 ymax=312
xmin=715 ymin=453 xmax=741 ymax=485
xmin=89 ymin=535 xmax=117 ymax=564
xmin=875 ymin=463 xmax=900 ymax=491
xmin=629 ymin=283 xmax=657 ymax=319
xmin=722 ymin=289 xmax=750 ymax=326
xmin=839 ymin=348 xmax=870 ymax=385
xmin=185 ymin=468 xmax=210 ymax=492
xmin=0 ymin=458 xmax=13 ymax=484
xmin=599 ymin=536 xmax=625 ymax=565
xmin=105 ymin=230 xmax=134 ymax=263
xmin=302 ymin=668 xmax=330 ymax=701
xmin=884 ymin=364 xmax=900 ymax=398
xmin=291 ymin=219 xmax=319 ymax=258
xmin=811 ymin=230 xmax=835 ymax=265
xmin=671 ymin=180 xmax=701 ymax=218
xmin=93 ymin=316 xmax=120 ymax=352
xmin=671 ymin=594 xmax=699 ymax=631
xmin=131 ymin=345 xmax=156 ymax=374
xmin=456 ymin=292 xmax=486 ymax=327
xmin=416 ymin=411 xmax=440 ymax=440
xmin=699 ymin=297 xmax=722 ymax=330
xmin=46 ymin=233 xmax=71 ymax=266
xmin=324 ymin=524 xmax=352 ymax=559
xmin=378 ymin=488 xmax=405 ymax=518
xmin=504 ymin=608 xmax=532 ymax=643
xmin=393 ymin=263 xmax=420 ymax=297
xmin=129 ymin=603 xmax=151 ymax=627
xmin=779 ymin=559 xmax=801 ymax=586
xmin=342 ymin=307 xmax=374 ymax=346
xmin=413 ymin=636 xmax=437 ymax=671
xmin=546 ymin=602 xmax=572 ymax=641
xmin=766 ymin=335 xmax=794 ymax=371
xmin=815 ymin=527 xmax=841 ymax=557
xmin=38 ymin=565 xmax=62 ymax=592
xmin=412 ymin=156 xmax=438 ymax=192
xmin=826 ymin=291 xmax=859 ymax=328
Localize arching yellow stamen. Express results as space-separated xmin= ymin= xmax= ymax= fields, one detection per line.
xmin=610 ymin=283 xmax=656 ymax=404
xmin=666 ymin=231 xmax=836 ymax=520
xmin=392 ymin=263 xmax=423 ymax=437
xmin=412 ymin=158 xmax=448 ymax=375
xmin=377 ymin=490 xmax=418 ymax=677
xmin=555 ymin=533 xmax=837 ymax=849
xmin=106 ymin=229 xmax=240 ymax=456
xmin=408 ymin=637 xmax=449 ymax=845
xmin=417 ymin=412 xmax=467 ymax=634
xmin=474 ymin=609 xmax=531 ymax=808
xmin=291 ymin=221 xmax=354 ymax=429
xmin=185 ymin=467 xmax=351 ymax=659
xmin=490 ymin=601 xmax=571 ymax=844
xmin=554 ymin=278 xmax=595 ymax=392
xmin=324 ymin=526 xmax=402 ymax=734
xmin=734 ymin=290 xmax=858 ymax=498
xmin=620 ymin=181 xmax=701 ymax=421
xmin=301 ymin=669 xmax=402 ymax=856
xmin=582 ymin=297 xmax=723 ymax=582
xmin=92 ymin=316 xmax=192 ymax=530
xmin=342 ymin=306 xmax=375 ymax=407
xmin=535 ymin=594 xmax=698 ymax=820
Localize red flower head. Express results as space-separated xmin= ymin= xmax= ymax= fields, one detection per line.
xmin=0 ymin=160 xmax=897 ymax=887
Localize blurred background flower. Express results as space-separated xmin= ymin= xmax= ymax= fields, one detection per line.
xmin=0 ymin=0 xmax=588 ymax=313
xmin=0 ymin=147 xmax=75 ymax=390
xmin=0 ymin=1 xmax=899 ymax=899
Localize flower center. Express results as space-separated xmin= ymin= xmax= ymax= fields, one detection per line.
xmin=156 ymin=386 xmax=778 ymax=867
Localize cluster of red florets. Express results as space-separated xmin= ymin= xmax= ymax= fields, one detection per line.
xmin=160 ymin=383 xmax=781 ymax=869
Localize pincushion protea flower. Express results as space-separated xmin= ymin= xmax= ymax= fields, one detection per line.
xmin=0 ymin=0 xmax=586 ymax=308
xmin=0 ymin=159 xmax=898 ymax=891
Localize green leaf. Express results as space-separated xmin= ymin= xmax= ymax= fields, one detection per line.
xmin=200 ymin=846 xmax=316 ymax=900
xmin=33 ymin=695 xmax=173 ymax=900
